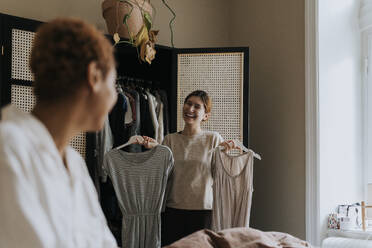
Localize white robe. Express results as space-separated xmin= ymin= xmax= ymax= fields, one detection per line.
xmin=0 ymin=105 xmax=117 ymax=248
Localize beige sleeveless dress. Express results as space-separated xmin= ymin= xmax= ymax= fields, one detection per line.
xmin=211 ymin=148 xmax=255 ymax=231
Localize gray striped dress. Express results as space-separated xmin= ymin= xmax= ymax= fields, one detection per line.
xmin=103 ymin=145 xmax=174 ymax=248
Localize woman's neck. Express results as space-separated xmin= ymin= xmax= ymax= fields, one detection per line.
xmin=32 ymin=102 xmax=80 ymax=157
xmin=182 ymin=124 xmax=202 ymax=136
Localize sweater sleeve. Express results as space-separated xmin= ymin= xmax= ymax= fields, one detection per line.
xmin=162 ymin=147 xmax=174 ymax=212
xmin=213 ymin=132 xmax=224 ymax=148
xmin=162 ymin=134 xmax=171 ymax=148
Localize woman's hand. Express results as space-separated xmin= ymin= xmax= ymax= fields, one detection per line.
xmin=142 ymin=136 xmax=158 ymax=149
xmin=219 ymin=140 xmax=241 ymax=152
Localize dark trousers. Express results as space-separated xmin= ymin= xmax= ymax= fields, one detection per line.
xmin=161 ymin=207 xmax=212 ymax=246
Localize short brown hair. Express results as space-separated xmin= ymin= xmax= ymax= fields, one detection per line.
xmin=30 ymin=18 xmax=115 ymax=103
xmin=184 ymin=90 xmax=212 ymax=113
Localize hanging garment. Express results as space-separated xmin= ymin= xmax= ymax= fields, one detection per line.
xmin=103 ymin=87 xmax=144 ymax=244
xmin=123 ymin=89 xmax=141 ymax=153
xmin=154 ymin=91 xmax=164 ymax=143
xmin=157 ymin=102 xmax=164 ymax=144
xmin=124 ymin=91 xmax=136 ymax=123
xmin=109 ymin=91 xmax=127 ymax=147
xmin=211 ymin=148 xmax=255 ymax=231
xmin=146 ymin=91 xmax=160 ymax=142
xmin=139 ymin=91 xmax=155 ymax=139
xmin=0 ymin=105 xmax=117 ymax=248
xmin=124 ymin=94 xmax=133 ymax=124
xmin=124 ymin=89 xmax=141 ymax=136
xmin=158 ymin=90 xmax=169 ymax=136
xmin=103 ymin=145 xmax=174 ymax=248
xmin=154 ymin=91 xmax=161 ymax=117
xmin=96 ymin=117 xmax=114 ymax=182
xmin=94 ymin=117 xmax=114 ymax=196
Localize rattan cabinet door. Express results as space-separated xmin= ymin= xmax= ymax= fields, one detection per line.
xmin=175 ymin=48 xmax=250 ymax=146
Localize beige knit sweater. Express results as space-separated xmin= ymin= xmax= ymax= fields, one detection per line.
xmin=163 ymin=131 xmax=223 ymax=210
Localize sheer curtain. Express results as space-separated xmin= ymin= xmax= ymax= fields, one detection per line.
xmin=360 ymin=0 xmax=372 ymax=31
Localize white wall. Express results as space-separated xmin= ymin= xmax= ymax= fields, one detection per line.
xmin=230 ymin=0 xmax=306 ymax=239
xmin=319 ymin=0 xmax=363 ymax=241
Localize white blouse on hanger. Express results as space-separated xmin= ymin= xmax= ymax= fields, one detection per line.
xmin=0 ymin=105 xmax=117 ymax=248
xmin=146 ymin=91 xmax=160 ymax=141
xmin=124 ymin=94 xmax=133 ymax=124
xmin=157 ymin=101 xmax=164 ymax=144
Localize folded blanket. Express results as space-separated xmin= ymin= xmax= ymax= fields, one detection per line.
xmin=163 ymin=227 xmax=312 ymax=248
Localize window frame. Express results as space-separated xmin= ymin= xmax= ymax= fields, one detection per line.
xmin=362 ymin=28 xmax=372 ymax=200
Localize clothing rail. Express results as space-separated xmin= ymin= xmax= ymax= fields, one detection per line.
xmin=116 ymin=75 xmax=161 ymax=89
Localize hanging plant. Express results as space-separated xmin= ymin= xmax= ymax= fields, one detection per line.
xmin=102 ymin=0 xmax=176 ymax=64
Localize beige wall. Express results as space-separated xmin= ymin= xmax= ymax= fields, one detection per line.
xmin=0 ymin=0 xmax=231 ymax=48
xmin=0 ymin=0 xmax=306 ymax=240
xmin=152 ymin=0 xmax=231 ymax=47
xmin=230 ymin=0 xmax=306 ymax=239
xmin=0 ymin=0 xmax=106 ymax=31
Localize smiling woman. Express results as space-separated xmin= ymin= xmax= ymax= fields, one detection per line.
xmin=160 ymin=90 xmax=236 ymax=245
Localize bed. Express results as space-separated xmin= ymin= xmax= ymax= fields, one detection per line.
xmin=163 ymin=227 xmax=312 ymax=248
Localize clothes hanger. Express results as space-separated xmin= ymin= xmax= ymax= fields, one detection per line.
xmin=115 ymin=135 xmax=143 ymax=150
xmin=219 ymin=140 xmax=243 ymax=154
xmin=115 ymin=135 xmax=157 ymax=150
xmin=219 ymin=139 xmax=261 ymax=160
xmin=233 ymin=139 xmax=261 ymax=160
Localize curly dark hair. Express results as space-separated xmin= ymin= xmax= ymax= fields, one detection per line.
xmin=30 ymin=18 xmax=115 ymax=103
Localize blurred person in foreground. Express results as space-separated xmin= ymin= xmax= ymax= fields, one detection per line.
xmin=0 ymin=18 xmax=118 ymax=247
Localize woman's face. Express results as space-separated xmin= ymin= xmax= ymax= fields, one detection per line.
xmin=183 ymin=96 xmax=209 ymax=126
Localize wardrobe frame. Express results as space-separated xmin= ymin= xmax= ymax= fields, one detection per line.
xmin=0 ymin=12 xmax=251 ymax=175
